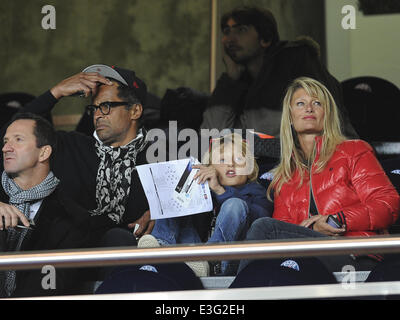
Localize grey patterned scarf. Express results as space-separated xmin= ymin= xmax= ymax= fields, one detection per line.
xmin=0 ymin=171 xmax=60 ymax=297
xmin=90 ymin=128 xmax=148 ymax=224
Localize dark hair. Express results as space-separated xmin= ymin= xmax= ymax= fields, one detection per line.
xmin=221 ymin=6 xmax=280 ymax=45
xmin=103 ymin=78 xmax=144 ymax=127
xmin=9 ymin=112 xmax=57 ymax=151
xmin=106 ymin=78 xmax=143 ymax=109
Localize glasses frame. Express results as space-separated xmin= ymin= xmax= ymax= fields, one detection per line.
xmin=86 ymin=101 xmax=130 ymax=116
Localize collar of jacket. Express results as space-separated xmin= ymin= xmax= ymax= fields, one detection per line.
xmin=92 ymin=127 xmax=147 ymax=149
xmin=262 ymin=39 xmax=319 ymax=63
xmin=314 ymin=135 xmax=323 ymax=153
xmin=292 ymin=135 xmax=324 ymax=169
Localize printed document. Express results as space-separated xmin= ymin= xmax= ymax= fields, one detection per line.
xmin=136 ymin=158 xmax=213 ymax=220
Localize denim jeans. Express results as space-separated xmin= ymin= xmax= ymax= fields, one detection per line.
xmin=151 ymin=198 xmax=251 ymax=275
xmin=208 ymin=198 xmax=250 ymax=244
xmin=151 ymin=215 xmax=202 ymax=245
xmin=208 ymin=198 xmax=250 ymax=275
xmin=238 ymin=217 xmax=379 ymax=274
xmin=152 ymin=198 xmax=250 ymax=244
xmin=244 ymin=217 xmax=327 ymax=242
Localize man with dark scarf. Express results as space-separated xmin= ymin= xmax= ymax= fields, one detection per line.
xmin=15 ymin=65 xmax=153 ymax=248
xmin=0 ymin=113 xmax=88 ymax=297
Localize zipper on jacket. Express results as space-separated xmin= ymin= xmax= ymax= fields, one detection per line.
xmin=308 ymin=184 xmax=311 ymax=218
xmin=309 ymin=174 xmax=319 ymax=218
xmin=307 ymin=138 xmax=322 ymax=219
xmin=308 ymin=159 xmax=320 ymax=219
xmin=307 ymin=160 xmax=311 ymax=218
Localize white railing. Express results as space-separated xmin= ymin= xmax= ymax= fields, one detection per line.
xmin=2 ymin=235 xmax=400 ymax=300
xmin=19 ymin=282 xmax=400 ymax=300
xmin=0 ymin=235 xmax=399 ymax=271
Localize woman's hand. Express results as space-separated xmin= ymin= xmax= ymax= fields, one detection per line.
xmin=192 ymin=165 xmax=225 ymax=195
xmin=301 ymin=215 xmax=346 ymax=236
xmin=300 ymin=215 xmax=322 ymax=228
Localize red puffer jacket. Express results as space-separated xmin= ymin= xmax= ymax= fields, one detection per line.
xmin=273 ymin=138 xmax=400 ymax=237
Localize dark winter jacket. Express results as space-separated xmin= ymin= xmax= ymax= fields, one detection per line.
xmin=0 ymin=187 xmax=89 ymax=297
xmin=214 ymin=182 xmax=273 ymax=221
xmin=201 ymin=39 xmax=358 ymax=138
xmin=273 ymin=138 xmax=399 ymax=237
xmin=16 ymin=91 xmax=149 ymax=243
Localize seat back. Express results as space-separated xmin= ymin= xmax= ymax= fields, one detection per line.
xmin=0 ymin=92 xmax=38 ymax=129
xmin=341 ymin=76 xmax=400 ymax=143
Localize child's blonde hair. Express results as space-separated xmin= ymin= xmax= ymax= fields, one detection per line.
xmin=202 ymin=133 xmax=259 ymax=182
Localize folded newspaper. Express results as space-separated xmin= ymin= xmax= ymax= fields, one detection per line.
xmin=136 ymin=157 xmax=213 ymax=220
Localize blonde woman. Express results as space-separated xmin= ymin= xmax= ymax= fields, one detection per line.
xmin=239 ymin=77 xmax=399 ymax=274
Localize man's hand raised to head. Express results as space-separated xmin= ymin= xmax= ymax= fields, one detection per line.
xmin=222 ymin=50 xmax=245 ymax=81
xmin=50 ymin=72 xmax=113 ymax=100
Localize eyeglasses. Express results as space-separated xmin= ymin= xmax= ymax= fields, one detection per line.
xmin=86 ymin=101 xmax=130 ymax=116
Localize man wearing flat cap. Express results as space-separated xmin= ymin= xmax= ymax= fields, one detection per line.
xmin=8 ymin=65 xmax=154 ymax=248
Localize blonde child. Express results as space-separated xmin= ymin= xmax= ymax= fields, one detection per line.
xmin=139 ymin=133 xmax=272 ymax=275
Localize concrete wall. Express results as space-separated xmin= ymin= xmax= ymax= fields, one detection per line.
xmin=325 ymin=0 xmax=400 ymax=88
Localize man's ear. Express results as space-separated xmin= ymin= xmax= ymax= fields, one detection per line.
xmin=39 ymin=145 xmax=52 ymax=162
xmin=260 ymin=39 xmax=271 ymax=48
xmin=130 ymin=103 xmax=143 ymax=120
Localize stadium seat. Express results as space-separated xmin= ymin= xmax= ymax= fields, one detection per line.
xmin=341 ymin=76 xmax=400 ymax=145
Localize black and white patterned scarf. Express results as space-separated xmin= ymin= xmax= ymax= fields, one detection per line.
xmin=90 ymin=128 xmax=148 ymax=224
xmin=0 ymin=171 xmax=60 ymax=297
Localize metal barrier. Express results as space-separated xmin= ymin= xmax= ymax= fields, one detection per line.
xmin=15 ymin=281 xmax=400 ymax=300
xmin=2 ymin=236 xmax=400 ymax=299
xmin=1 ymin=235 xmax=400 ymax=270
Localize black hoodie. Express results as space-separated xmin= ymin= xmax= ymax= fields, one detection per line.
xmin=202 ymin=38 xmax=358 ymax=138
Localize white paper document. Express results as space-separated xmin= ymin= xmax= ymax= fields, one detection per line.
xmin=136 ymin=158 xmax=213 ymax=220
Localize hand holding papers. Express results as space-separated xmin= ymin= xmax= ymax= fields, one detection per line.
xmin=136 ymin=158 xmax=213 ymax=220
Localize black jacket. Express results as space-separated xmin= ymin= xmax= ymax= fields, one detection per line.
xmin=17 ymin=91 xmax=149 ymax=243
xmin=201 ymin=39 xmax=358 ymax=138
xmin=0 ymin=187 xmax=89 ymax=297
